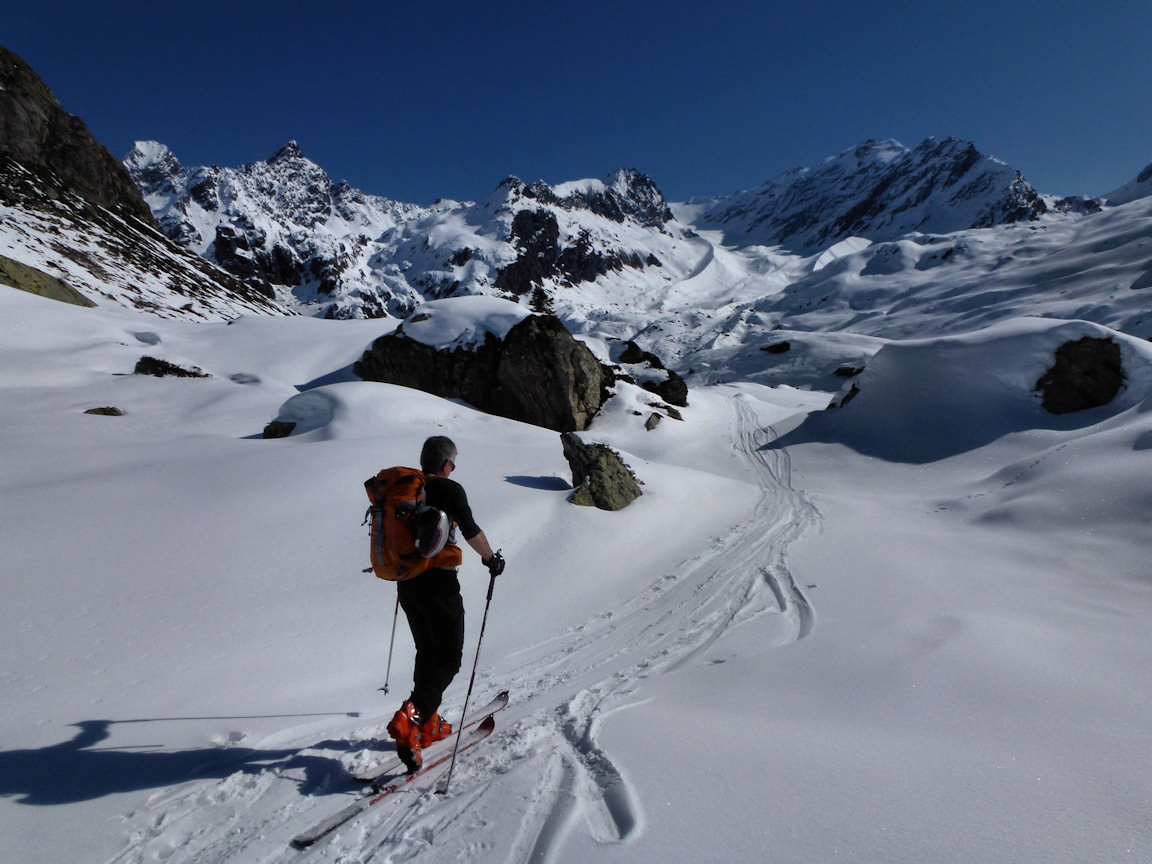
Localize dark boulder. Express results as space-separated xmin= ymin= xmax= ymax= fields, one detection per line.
xmin=262 ymin=420 xmax=297 ymax=439
xmin=354 ymin=313 xmax=606 ymax=432
xmin=134 ymin=356 xmax=210 ymax=378
xmin=1035 ymin=337 xmax=1125 ymax=414
xmin=615 ymin=340 xmax=688 ymax=407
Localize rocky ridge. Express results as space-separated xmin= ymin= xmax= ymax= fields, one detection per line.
xmin=0 ymin=46 xmax=285 ymax=319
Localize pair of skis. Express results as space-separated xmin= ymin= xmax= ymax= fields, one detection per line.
xmin=290 ymin=690 xmax=508 ymax=849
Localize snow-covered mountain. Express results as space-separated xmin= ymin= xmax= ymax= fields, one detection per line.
xmin=687 ymin=137 xmax=1068 ymax=253
xmin=125 ymin=141 xmax=690 ymax=320
xmin=126 ymin=136 xmax=1089 ymax=327
xmin=124 ymin=141 xmax=432 ymax=315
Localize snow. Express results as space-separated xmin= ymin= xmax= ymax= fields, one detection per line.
xmin=6 ymin=213 xmax=1152 ymax=863
xmin=399 ymin=295 xmax=532 ymax=350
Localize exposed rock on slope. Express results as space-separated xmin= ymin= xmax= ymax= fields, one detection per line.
xmin=560 ymin=432 xmax=643 ymax=510
xmin=0 ymin=45 xmax=154 ymax=223
xmin=354 ymin=313 xmax=606 ymax=431
xmin=0 ymin=45 xmax=286 ymax=319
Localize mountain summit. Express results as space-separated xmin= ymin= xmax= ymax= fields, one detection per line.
xmin=692 ymin=137 xmax=1049 ymax=254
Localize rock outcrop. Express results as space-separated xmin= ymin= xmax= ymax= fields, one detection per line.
xmin=560 ymin=432 xmax=643 ymax=510
xmin=616 ymin=340 xmax=688 ymax=407
xmin=0 ymin=254 xmax=95 ymax=307
xmin=354 ymin=313 xmax=606 ymax=431
xmin=134 ymin=357 xmax=210 ymax=378
xmin=0 ymin=45 xmax=155 ymax=223
xmin=1035 ymin=337 xmax=1125 ymax=414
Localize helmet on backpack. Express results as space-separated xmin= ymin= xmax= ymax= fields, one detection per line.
xmin=413 ymin=505 xmax=451 ymax=558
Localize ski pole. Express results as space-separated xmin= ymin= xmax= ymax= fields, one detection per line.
xmin=440 ymin=553 xmax=501 ymax=794
xmin=378 ymin=594 xmax=400 ymax=694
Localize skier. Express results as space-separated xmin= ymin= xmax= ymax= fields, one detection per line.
xmin=386 ymin=435 xmax=505 ymax=772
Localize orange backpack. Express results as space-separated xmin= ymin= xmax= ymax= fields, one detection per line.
xmin=364 ymin=467 xmax=462 ymax=581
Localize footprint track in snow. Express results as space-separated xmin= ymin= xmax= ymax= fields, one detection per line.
xmin=108 ymin=392 xmax=816 ymax=863
xmin=496 ymin=394 xmax=817 ymax=862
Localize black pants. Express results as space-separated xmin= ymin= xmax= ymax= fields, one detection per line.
xmin=396 ymin=568 xmax=465 ymax=720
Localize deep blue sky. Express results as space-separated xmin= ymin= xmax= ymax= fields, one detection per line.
xmin=8 ymin=1 xmax=1151 ymax=205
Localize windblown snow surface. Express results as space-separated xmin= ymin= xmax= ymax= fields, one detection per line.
xmin=4 ymin=204 xmax=1152 ymax=864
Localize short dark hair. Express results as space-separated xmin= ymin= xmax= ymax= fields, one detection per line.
xmin=420 ymin=436 xmax=457 ymax=474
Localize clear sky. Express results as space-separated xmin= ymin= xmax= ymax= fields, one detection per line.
xmin=7 ymin=0 xmax=1151 ymax=205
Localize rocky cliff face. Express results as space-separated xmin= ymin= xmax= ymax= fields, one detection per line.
xmin=129 ymin=145 xmax=677 ymax=319
xmin=125 ymin=140 xmax=429 ymax=308
xmin=353 ymin=313 xmax=607 ymax=431
xmin=0 ymin=45 xmax=285 ymax=319
xmin=0 ymin=45 xmax=154 ymax=224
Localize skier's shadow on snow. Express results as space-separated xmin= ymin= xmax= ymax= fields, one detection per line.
xmin=0 ymin=718 xmax=372 ymax=805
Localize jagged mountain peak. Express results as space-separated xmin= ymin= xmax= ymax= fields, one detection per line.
xmin=486 ymin=168 xmax=672 ymax=229
xmin=267 ymin=140 xmax=305 ymax=164
xmin=123 ymin=141 xmax=186 ymax=196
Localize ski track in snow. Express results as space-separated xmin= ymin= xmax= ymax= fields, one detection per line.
xmin=108 ymin=394 xmax=817 ymax=864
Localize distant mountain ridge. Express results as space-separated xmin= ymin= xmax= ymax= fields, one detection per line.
xmin=125 ymin=135 xmax=1083 ymax=321
xmin=6 ymin=37 xmax=1152 ymax=378
xmin=691 ymin=137 xmax=1055 ymax=254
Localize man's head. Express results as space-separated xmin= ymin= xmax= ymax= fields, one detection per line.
xmin=420 ymin=435 xmax=458 ymax=476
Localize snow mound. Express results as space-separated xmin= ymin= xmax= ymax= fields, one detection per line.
xmin=782 ymin=318 xmax=1152 ymax=462
xmin=399 ymin=296 xmax=532 ymax=350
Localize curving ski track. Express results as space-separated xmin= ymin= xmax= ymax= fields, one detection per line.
xmin=108 ymin=394 xmax=817 ymax=864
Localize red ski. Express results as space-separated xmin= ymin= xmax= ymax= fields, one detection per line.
xmin=290 ymin=714 xmax=495 ymax=849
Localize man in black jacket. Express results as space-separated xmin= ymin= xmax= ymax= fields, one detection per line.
xmin=386 ymin=435 xmax=504 ymax=772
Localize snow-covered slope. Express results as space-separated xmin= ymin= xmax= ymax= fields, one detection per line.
xmin=4 ymin=283 xmax=1152 ymax=864
xmin=6 ymin=48 xmax=1152 ymax=859
xmin=1105 ymin=159 xmax=1152 ymax=206
xmin=0 ymin=159 xmax=287 ymax=320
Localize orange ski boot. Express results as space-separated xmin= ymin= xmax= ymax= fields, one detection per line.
xmin=419 ymin=712 xmax=453 ymax=748
xmin=386 ymin=700 xmax=424 ymax=773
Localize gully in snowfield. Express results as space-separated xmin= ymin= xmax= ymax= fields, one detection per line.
xmin=368 ymin=435 xmax=505 ymax=773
